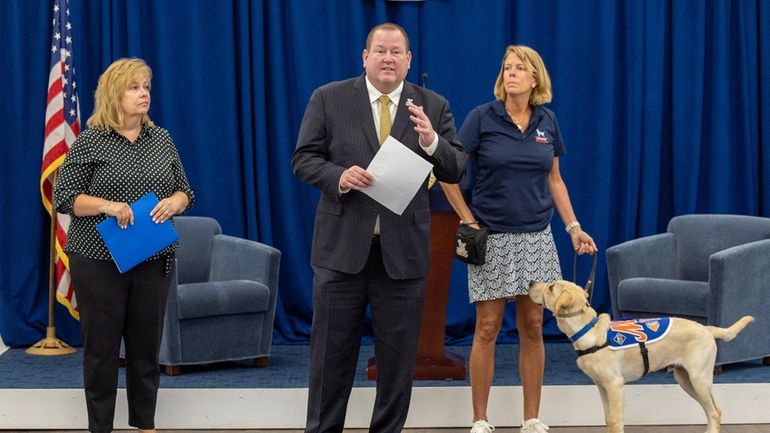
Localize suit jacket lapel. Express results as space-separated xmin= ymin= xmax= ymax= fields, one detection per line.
xmin=353 ymin=75 xmax=380 ymax=153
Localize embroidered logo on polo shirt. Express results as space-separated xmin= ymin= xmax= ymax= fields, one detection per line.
xmin=535 ymin=129 xmax=549 ymax=144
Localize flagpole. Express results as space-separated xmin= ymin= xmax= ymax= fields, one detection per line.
xmin=27 ymin=170 xmax=76 ymax=356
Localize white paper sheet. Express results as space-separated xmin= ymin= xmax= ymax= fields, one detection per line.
xmin=362 ymin=136 xmax=434 ymax=215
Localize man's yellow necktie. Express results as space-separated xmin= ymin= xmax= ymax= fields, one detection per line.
xmin=378 ymin=95 xmax=391 ymax=145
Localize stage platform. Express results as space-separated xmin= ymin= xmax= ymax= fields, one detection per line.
xmin=1 ymin=343 xmax=768 ymax=430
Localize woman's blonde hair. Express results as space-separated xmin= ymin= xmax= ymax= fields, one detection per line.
xmin=86 ymin=58 xmax=154 ymax=130
xmin=493 ymin=45 xmax=552 ymax=106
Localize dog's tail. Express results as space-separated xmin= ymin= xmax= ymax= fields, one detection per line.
xmin=706 ymin=315 xmax=754 ymax=341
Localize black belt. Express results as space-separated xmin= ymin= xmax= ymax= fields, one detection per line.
xmin=576 ymin=341 xmax=649 ymax=377
xmin=575 ymin=341 xmax=610 ymax=357
xmin=639 ymin=341 xmax=649 ymax=376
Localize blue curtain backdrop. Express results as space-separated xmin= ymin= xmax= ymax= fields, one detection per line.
xmin=1 ymin=0 xmax=768 ymax=347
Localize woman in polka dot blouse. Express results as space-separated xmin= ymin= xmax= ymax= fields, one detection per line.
xmin=54 ymin=58 xmax=194 ymax=433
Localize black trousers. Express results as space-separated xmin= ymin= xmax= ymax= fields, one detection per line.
xmin=305 ymin=242 xmax=425 ymax=433
xmin=69 ymin=253 xmax=172 ymax=433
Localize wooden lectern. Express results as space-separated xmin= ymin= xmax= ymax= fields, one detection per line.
xmin=367 ymin=209 xmax=467 ymax=380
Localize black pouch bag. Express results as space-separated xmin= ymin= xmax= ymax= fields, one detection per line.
xmin=454 ymin=225 xmax=489 ymax=265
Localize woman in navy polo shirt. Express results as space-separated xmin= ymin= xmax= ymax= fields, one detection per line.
xmin=442 ymin=45 xmax=597 ymax=433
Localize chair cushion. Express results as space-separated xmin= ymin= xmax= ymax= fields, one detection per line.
xmin=176 ymin=280 xmax=270 ymax=319
xmin=617 ymin=278 xmax=709 ymax=318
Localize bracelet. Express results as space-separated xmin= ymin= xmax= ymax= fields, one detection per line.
xmin=565 ymin=221 xmax=581 ymax=233
xmin=460 ymin=220 xmax=479 ymax=226
xmin=103 ymin=200 xmax=112 ymax=215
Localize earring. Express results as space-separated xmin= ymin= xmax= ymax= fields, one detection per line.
xmin=532 ymin=83 xmax=536 ymax=88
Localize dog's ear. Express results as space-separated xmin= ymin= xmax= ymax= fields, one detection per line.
xmin=554 ymin=290 xmax=575 ymax=314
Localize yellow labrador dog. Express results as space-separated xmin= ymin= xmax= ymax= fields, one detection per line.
xmin=529 ymin=280 xmax=753 ymax=433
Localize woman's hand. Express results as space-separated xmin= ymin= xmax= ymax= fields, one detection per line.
xmin=105 ymin=202 xmax=134 ymax=229
xmin=459 ymin=217 xmax=480 ymax=230
xmin=570 ymin=229 xmax=597 ymax=255
xmin=150 ymin=195 xmax=185 ymax=224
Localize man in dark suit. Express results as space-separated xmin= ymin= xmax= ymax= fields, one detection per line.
xmin=292 ymin=22 xmax=466 ymax=433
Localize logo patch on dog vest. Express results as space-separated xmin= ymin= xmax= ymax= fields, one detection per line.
xmin=607 ymin=318 xmax=671 ymax=350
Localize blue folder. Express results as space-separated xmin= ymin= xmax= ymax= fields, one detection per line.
xmin=96 ymin=191 xmax=179 ymax=273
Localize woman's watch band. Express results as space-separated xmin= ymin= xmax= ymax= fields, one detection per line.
xmin=565 ymin=221 xmax=581 ymax=233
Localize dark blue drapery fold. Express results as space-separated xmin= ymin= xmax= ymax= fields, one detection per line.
xmin=2 ymin=0 xmax=768 ymax=347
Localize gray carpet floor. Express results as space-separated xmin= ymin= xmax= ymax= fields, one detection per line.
xmin=2 ymin=343 xmax=768 ymax=389
xmin=10 ymin=427 xmax=770 ymax=432
xmin=4 ymin=344 xmax=769 ymax=432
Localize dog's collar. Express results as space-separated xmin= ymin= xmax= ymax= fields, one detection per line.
xmin=568 ymin=316 xmax=597 ymax=342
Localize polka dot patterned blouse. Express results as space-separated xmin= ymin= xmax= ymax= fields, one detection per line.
xmin=54 ymin=125 xmax=195 ymax=262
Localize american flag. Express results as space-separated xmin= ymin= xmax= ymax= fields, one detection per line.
xmin=41 ymin=0 xmax=79 ymax=320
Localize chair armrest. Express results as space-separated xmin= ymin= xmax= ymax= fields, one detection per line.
xmin=709 ymin=238 xmax=770 ymax=363
xmin=606 ymin=233 xmax=677 ymax=317
xmin=210 ymin=235 xmax=282 ymax=355
xmin=209 ymin=235 xmax=281 ymax=288
xmin=709 ymin=238 xmax=770 ymax=325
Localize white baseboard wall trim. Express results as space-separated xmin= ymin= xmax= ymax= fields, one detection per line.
xmin=1 ymin=384 xmax=769 ymax=430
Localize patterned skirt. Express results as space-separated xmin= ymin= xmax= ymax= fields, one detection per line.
xmin=468 ymin=225 xmax=562 ymax=303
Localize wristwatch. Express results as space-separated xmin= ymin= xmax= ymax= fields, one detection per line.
xmin=565 ymin=221 xmax=581 ymax=233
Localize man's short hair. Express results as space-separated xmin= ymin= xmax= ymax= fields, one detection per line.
xmin=365 ymin=22 xmax=410 ymax=52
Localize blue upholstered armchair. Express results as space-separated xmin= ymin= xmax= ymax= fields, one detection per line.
xmin=606 ymin=214 xmax=770 ymax=367
xmin=159 ymin=216 xmax=281 ymax=375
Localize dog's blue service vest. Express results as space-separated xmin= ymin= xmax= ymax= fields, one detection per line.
xmin=607 ymin=317 xmax=672 ymax=350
